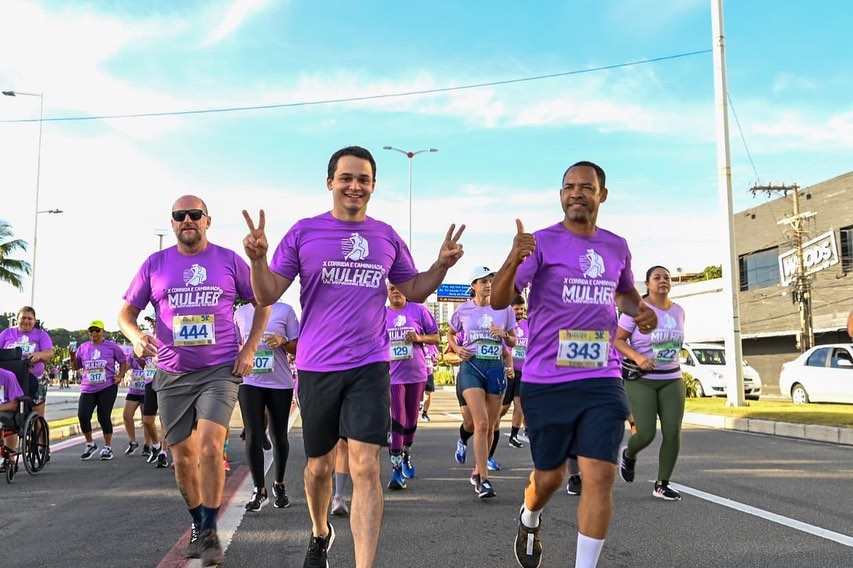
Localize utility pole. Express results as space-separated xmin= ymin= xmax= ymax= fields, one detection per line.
xmin=750 ymin=183 xmax=815 ymax=351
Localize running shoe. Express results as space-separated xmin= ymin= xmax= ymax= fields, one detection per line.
xmin=155 ymin=452 xmax=169 ymax=469
xmin=653 ymin=481 xmax=682 ymax=501
xmin=273 ymin=484 xmax=290 ymax=508
xmin=124 ymin=441 xmax=139 ymax=455
xmin=487 ymin=457 xmax=501 ymax=471
xmin=477 ymin=478 xmax=496 ymax=499
xmin=388 ymin=466 xmax=407 ymax=490
xmin=147 ymin=447 xmax=160 ymax=464
xmin=421 ymin=411 xmax=430 ymax=422
xmin=508 ymin=436 xmax=524 ymax=448
xmin=619 ymin=445 xmax=636 ymax=483
xmin=142 ymin=444 xmax=151 ymax=458
xmin=245 ymin=487 xmax=268 ymax=512
xmin=100 ymin=447 xmax=114 ymax=460
xmin=330 ymin=494 xmax=349 ymax=516
xmin=566 ymin=474 xmax=582 ymax=496
xmin=401 ymin=451 xmax=416 ymax=479
xmin=514 ymin=507 xmax=542 ymax=568
xmin=185 ymin=523 xmax=202 ymax=558
xmin=80 ymin=443 xmax=98 ymax=460
xmin=470 ymin=471 xmax=480 ymax=487
xmin=199 ymin=528 xmax=224 ymax=567
xmin=455 ymin=439 xmax=467 ymax=464
xmin=517 ymin=430 xmax=530 ymax=443
xmin=303 ymin=522 xmax=335 ymax=568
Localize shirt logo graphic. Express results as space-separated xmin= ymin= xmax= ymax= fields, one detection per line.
xmin=478 ymin=314 xmax=494 ymax=329
xmin=183 ymin=263 xmax=208 ymax=286
xmin=342 ymin=233 xmax=369 ymax=261
xmin=92 ymin=348 xmax=101 ymax=360
xmin=579 ymin=248 xmax=605 ymax=278
xmin=661 ymin=313 xmax=676 ymax=329
xmin=394 ymin=314 xmax=407 ymax=327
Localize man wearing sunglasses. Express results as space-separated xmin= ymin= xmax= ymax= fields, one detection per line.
xmin=242 ymin=146 xmax=465 ymax=568
xmin=118 ymin=195 xmax=270 ymax=566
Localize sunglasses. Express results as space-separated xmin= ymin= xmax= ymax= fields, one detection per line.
xmin=171 ymin=209 xmax=207 ymax=222
xmin=88 ymin=328 xmax=103 ymax=333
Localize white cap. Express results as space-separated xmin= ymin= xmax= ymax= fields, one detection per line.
xmin=468 ymin=266 xmax=495 ymax=285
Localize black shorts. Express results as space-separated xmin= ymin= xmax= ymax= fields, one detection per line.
xmin=29 ymin=373 xmax=45 ymax=406
xmin=521 ymin=378 xmax=630 ymax=471
xmin=502 ymin=370 xmax=522 ymax=405
xmin=142 ymin=382 xmax=158 ymax=416
xmin=425 ymin=373 xmax=435 ymax=393
xmin=297 ymin=361 xmax=390 ymax=458
xmin=125 ymin=393 xmax=145 ymax=403
xmin=0 ymin=410 xmax=20 ymax=431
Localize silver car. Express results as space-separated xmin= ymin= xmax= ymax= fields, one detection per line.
xmin=779 ymin=343 xmax=853 ymax=404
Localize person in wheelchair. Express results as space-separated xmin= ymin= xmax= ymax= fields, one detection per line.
xmin=0 ymin=366 xmax=25 ymax=468
xmin=0 ymin=306 xmax=54 ymax=419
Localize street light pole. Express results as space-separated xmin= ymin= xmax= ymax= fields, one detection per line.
xmin=382 ymin=146 xmax=438 ymax=253
xmin=154 ymin=229 xmax=168 ymax=251
xmin=4 ymin=90 xmax=45 ymax=306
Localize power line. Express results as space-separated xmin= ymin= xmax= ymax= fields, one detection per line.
xmin=0 ymin=49 xmax=712 ymax=124
xmin=727 ymin=91 xmax=761 ymax=185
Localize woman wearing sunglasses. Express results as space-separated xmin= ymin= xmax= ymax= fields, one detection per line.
xmin=70 ymin=320 xmax=129 ymax=461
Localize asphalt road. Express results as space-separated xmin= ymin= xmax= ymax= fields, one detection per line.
xmin=1 ymin=391 xmax=850 ymax=568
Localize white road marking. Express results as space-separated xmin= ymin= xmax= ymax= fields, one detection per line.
xmin=670 ymin=482 xmax=853 ymax=548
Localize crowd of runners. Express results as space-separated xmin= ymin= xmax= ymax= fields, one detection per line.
xmin=1 ymin=147 xmax=700 ymax=568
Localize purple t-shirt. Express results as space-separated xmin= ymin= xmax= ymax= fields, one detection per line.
xmin=0 ymin=367 xmax=24 ymax=405
xmin=0 ymin=327 xmax=54 ymax=378
xmin=449 ymin=300 xmax=516 ymax=362
xmin=269 ymin=212 xmax=419 ymax=372
xmin=234 ymin=302 xmax=299 ymax=389
xmin=74 ymin=340 xmax=126 ymax=394
xmin=515 ymin=223 xmax=635 ymax=384
xmin=424 ymin=343 xmax=439 ymax=374
xmin=617 ymin=303 xmax=685 ymax=380
xmin=123 ymin=243 xmax=255 ymax=374
xmin=386 ymin=302 xmax=439 ymax=385
xmin=512 ymin=318 xmax=529 ymax=371
xmin=126 ymin=353 xmax=152 ymax=395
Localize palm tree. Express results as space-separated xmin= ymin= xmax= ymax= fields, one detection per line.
xmin=0 ymin=219 xmax=31 ymax=290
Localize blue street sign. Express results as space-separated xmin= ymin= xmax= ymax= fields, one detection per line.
xmin=437 ymin=283 xmax=470 ymax=302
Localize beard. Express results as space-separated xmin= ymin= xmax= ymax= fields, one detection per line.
xmin=177 ymin=227 xmax=202 ymax=246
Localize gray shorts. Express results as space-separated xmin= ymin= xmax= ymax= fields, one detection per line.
xmin=153 ymin=363 xmax=240 ymax=445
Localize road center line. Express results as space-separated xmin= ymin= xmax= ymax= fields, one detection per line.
xmin=670 ymin=482 xmax=853 ymax=548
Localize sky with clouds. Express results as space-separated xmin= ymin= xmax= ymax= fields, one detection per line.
xmin=1 ymin=0 xmax=851 ymax=330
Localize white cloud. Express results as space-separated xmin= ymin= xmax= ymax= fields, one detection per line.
xmin=201 ymin=0 xmax=271 ymax=47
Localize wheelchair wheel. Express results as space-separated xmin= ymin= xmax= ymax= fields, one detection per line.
xmin=4 ymin=457 xmax=14 ymax=483
xmin=23 ymin=413 xmax=49 ymax=475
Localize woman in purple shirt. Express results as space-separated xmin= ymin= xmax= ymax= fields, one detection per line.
xmin=0 ymin=306 xmax=54 ymax=418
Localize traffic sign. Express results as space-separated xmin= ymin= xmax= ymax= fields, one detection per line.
xmin=436 ymin=283 xmax=470 ymax=303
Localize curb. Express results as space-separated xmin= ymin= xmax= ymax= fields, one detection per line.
xmin=683 ymin=412 xmax=853 ymax=446
xmin=48 ymin=409 xmax=142 ymax=444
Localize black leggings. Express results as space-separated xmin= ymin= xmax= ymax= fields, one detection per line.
xmin=238 ymin=384 xmax=294 ymax=489
xmin=78 ymin=384 xmax=118 ymax=435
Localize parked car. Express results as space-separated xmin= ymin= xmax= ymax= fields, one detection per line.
xmin=779 ymin=343 xmax=853 ymax=404
xmin=679 ymin=343 xmax=762 ymax=400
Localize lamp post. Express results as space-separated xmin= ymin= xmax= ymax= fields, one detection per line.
xmin=382 ymin=146 xmax=438 ymax=253
xmin=3 ymin=90 xmax=45 ymax=306
xmin=154 ymin=229 xmax=168 ymax=251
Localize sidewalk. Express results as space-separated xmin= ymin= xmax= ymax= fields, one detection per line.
xmin=46 ymin=387 xmax=853 ymax=447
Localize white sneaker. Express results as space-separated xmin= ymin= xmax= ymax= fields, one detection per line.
xmin=100 ymin=447 xmax=114 ymax=460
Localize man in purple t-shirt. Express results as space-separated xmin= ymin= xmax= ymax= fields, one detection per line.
xmin=118 ymin=195 xmax=270 ymax=565
xmin=242 ymin=146 xmax=464 ymax=568
xmin=492 ymin=161 xmax=657 ymax=568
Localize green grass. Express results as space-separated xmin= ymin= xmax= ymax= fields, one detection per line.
xmin=685 ymin=398 xmax=853 ymax=428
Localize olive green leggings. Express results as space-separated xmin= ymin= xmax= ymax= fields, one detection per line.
xmin=625 ymin=377 xmax=685 ymax=481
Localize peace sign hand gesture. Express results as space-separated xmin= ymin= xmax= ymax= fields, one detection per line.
xmin=242 ymin=209 xmax=269 ymax=261
xmin=436 ymin=224 xmax=466 ymax=269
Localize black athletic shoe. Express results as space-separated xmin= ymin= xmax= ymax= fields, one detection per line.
xmin=514 ymin=508 xmax=542 ymax=568
xmin=508 ymin=436 xmax=524 ymax=448
xmin=155 ymin=452 xmax=169 ymax=468
xmin=142 ymin=444 xmax=151 ymax=458
xmin=303 ymin=522 xmax=335 ymax=568
xmin=245 ymin=487 xmax=268 ymax=512
xmin=653 ymin=480 xmax=682 ymax=501
xmin=619 ymin=445 xmax=636 ymax=483
xmin=566 ymin=474 xmax=582 ymax=496
xmin=273 ymin=484 xmax=290 ymax=508
xmin=124 ymin=441 xmax=139 ymax=455
xmin=200 ymin=528 xmax=224 ymax=566
xmin=80 ymin=443 xmax=98 ymax=460
xmin=477 ymin=478 xmax=496 ymax=499
xmin=185 ymin=523 xmax=202 ymax=558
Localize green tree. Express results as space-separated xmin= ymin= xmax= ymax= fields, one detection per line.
xmin=695 ymin=265 xmax=722 ymax=281
xmin=0 ymin=219 xmax=31 ymax=290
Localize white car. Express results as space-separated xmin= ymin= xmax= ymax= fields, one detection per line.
xmin=779 ymin=343 xmax=853 ymax=404
xmin=679 ymin=343 xmax=762 ymax=400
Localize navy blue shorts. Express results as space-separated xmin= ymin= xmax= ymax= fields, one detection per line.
xmin=425 ymin=373 xmax=435 ymax=393
xmin=458 ymin=358 xmax=505 ymax=396
xmin=521 ymin=378 xmax=630 ymax=471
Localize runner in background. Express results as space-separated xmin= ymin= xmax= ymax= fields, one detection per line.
xmin=420 ymin=343 xmax=439 ymax=422
xmin=330 ymin=438 xmax=351 ymax=517
xmin=123 ymin=350 xmax=149 ymax=455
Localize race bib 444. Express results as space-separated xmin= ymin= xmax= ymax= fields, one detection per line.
xmin=173 ymin=314 xmax=216 ymax=346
